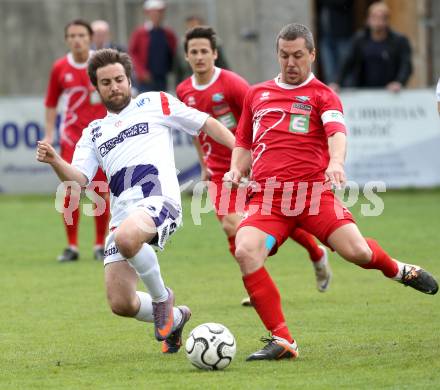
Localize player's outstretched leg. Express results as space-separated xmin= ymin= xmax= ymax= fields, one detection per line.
xmin=363 ymin=238 xmax=438 ymax=294
xmin=162 ymin=305 xmax=192 ymax=353
xmin=328 ymin=225 xmax=438 ymax=295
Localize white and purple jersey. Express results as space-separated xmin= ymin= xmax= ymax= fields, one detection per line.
xmin=72 ymin=91 xmax=209 ymax=230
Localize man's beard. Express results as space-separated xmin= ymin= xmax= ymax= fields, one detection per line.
xmin=103 ymin=92 xmax=131 ymax=113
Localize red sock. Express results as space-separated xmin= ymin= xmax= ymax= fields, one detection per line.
xmin=227 ymin=236 xmax=236 ymax=257
xmin=94 ymin=192 xmax=110 ymax=246
xmin=361 ymin=238 xmax=398 ymax=278
xmin=63 ymin=194 xmax=79 ymax=247
xmin=243 ymin=267 xmax=293 ymax=343
xmin=289 ymin=228 xmax=323 ymax=262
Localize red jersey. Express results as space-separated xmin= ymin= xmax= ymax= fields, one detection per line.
xmin=45 ymin=52 xmax=106 ymax=146
xmin=176 ymin=68 xmax=249 ymax=179
xmin=235 ymin=74 xmax=346 ymax=184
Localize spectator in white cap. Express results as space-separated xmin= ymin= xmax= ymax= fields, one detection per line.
xmin=129 ymin=0 xmax=178 ymax=92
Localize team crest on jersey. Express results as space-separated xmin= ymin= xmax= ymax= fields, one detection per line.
xmin=64 ymin=73 xmax=73 ymax=82
xmin=295 ymin=96 xmax=310 ymax=103
xmin=212 ymin=93 xmax=224 ymax=102
xmin=187 ymin=96 xmax=196 ymax=106
xmin=260 ymin=91 xmax=270 ymax=100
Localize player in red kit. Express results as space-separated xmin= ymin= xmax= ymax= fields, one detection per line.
xmin=224 ymin=23 xmax=438 ymax=361
xmin=43 ymin=19 xmax=110 ymax=262
xmin=177 ymin=26 xmax=332 ymax=305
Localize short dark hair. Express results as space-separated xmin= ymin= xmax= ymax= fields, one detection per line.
xmin=88 ymin=49 xmax=133 ymax=87
xmin=184 ymin=26 xmax=217 ymax=53
xmin=276 ymin=23 xmax=315 ymax=52
xmin=64 ymin=19 xmax=93 ymax=38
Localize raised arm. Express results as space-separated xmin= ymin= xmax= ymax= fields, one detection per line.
xmin=36 ymin=141 xmax=88 ymax=186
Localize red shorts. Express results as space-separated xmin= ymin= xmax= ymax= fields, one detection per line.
xmin=239 ymin=187 xmax=355 ymax=254
xmin=207 ymin=179 xmax=248 ymax=220
xmin=61 ymin=142 xmax=107 ymax=186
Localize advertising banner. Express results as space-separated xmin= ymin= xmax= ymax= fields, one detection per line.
xmin=342 ymin=89 xmax=440 ymax=188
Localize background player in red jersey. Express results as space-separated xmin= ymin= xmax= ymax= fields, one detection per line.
xmin=225 ymin=23 xmax=438 ymax=362
xmin=176 ymin=26 xmax=332 ymax=305
xmin=43 ymin=19 xmax=110 ymax=262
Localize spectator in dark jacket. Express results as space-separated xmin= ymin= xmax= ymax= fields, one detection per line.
xmin=128 ymin=0 xmax=177 ymax=92
xmin=331 ymin=1 xmax=412 ymax=92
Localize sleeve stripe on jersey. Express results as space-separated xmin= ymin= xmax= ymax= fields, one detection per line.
xmin=321 ymin=110 xmax=345 ymax=125
xmin=160 ymin=91 xmax=171 ymax=116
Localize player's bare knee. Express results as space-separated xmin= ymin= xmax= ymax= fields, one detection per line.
xmin=114 ymin=230 xmax=140 ymax=258
xmin=234 ymin=241 xmax=260 ymax=271
xmin=342 ymin=242 xmax=372 ymax=263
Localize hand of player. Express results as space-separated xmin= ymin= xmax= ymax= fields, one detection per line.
xmin=36 ymin=141 xmax=59 ymax=164
xmin=223 ymin=169 xmax=242 ymax=188
xmin=325 ymin=160 xmax=346 ymax=189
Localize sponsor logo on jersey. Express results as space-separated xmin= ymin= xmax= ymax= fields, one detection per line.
xmin=91 ymin=125 xmax=102 ymax=142
xmin=212 ymin=103 xmax=231 ymax=116
xmin=187 ymin=96 xmax=196 ymax=106
xmin=99 ymin=122 xmax=149 ymax=156
xmin=295 ymin=95 xmax=310 ymax=103
xmin=291 ymin=103 xmax=312 ymax=115
xmin=64 ymin=73 xmax=73 ymax=82
xmin=136 ymin=97 xmax=150 ymax=107
xmin=260 ymin=91 xmax=270 ymax=100
xmin=289 ymin=114 xmax=310 ymax=133
xmin=212 ymin=93 xmax=224 ymax=102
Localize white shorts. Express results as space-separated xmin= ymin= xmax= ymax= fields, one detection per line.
xmin=103 ymin=196 xmax=182 ymax=265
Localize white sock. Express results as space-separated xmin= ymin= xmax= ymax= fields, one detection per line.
xmin=127 ymin=244 xmax=168 ymax=302
xmin=135 ymin=291 xmax=182 ymax=330
xmin=134 ymin=291 xmax=154 ymax=322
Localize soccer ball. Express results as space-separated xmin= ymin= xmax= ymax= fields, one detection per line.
xmin=185 ymin=323 xmax=236 ymax=370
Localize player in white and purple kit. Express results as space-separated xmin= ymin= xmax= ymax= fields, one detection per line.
xmin=37 ymin=49 xmax=235 ymax=354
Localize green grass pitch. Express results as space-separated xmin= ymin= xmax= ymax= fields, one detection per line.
xmin=1 ymin=190 xmax=440 ymax=389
